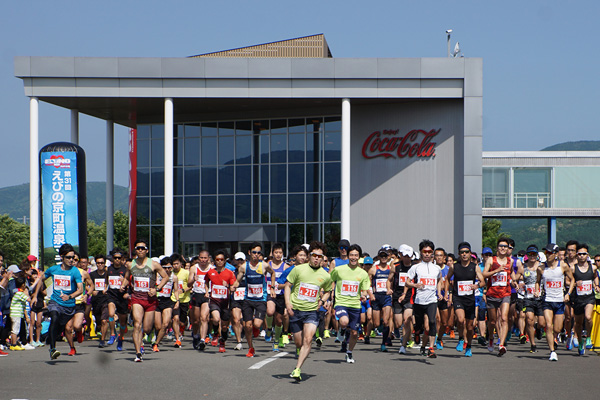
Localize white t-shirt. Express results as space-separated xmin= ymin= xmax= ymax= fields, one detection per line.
xmin=407 ymin=262 xmax=442 ymax=305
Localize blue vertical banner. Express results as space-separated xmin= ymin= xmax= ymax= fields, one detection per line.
xmin=40 ymin=142 xmax=87 ymax=266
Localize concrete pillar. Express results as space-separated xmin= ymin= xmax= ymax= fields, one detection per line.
xmin=106 ymin=121 xmax=114 ymax=252
xmin=70 ymin=109 xmax=79 ymax=145
xmin=341 ymin=98 xmax=351 ymax=240
xmin=164 ymin=98 xmax=174 ymax=255
xmin=30 ymin=97 xmax=39 ymax=259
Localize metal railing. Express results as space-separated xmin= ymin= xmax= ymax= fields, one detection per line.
xmin=482 ymin=193 xmax=509 ymax=208
xmin=513 ymin=192 xmax=551 ymax=208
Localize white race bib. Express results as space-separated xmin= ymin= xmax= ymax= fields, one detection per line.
xmin=234 ymin=287 xmax=246 ymax=301
xmin=576 ymin=280 xmax=592 ymax=296
xmin=94 ymin=279 xmax=106 ymax=291
xmin=108 ymin=275 xmax=122 ymax=289
xmin=212 ymin=285 xmax=227 ymax=299
xmin=457 ymin=280 xmax=474 ymax=296
xmin=398 ymin=272 xmax=408 ymax=287
xmin=54 ymin=274 xmax=72 ymax=291
xmin=375 ymin=278 xmax=387 ymax=293
xmin=297 ymin=283 xmax=319 ymax=302
xmin=419 ymin=276 xmax=437 ymax=290
xmin=133 ymin=277 xmax=150 ymax=292
xmin=491 ymin=272 xmax=507 ymax=287
xmin=340 ymin=280 xmax=359 ymax=297
xmin=247 ymin=284 xmax=263 ymax=298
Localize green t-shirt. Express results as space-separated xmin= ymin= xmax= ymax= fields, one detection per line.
xmin=287 ymin=263 xmax=333 ymax=311
xmin=330 ymin=264 xmax=371 ymax=309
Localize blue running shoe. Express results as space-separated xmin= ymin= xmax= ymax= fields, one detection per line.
xmin=107 ymin=335 xmax=116 ymax=346
xmin=465 ymin=347 xmax=472 ymax=357
xmin=456 ymin=339 xmax=464 ymax=352
xmin=578 ymin=343 xmax=585 ymax=356
xmin=436 ymin=340 xmax=443 ymax=350
xmin=586 ymin=337 xmax=592 ymax=350
xmin=117 ymin=336 xmax=123 ymax=351
xmin=265 ymin=331 xmax=272 ymax=342
xmin=566 ymin=336 xmax=573 ymax=350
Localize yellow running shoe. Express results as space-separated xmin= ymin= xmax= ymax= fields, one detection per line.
xmin=323 ymin=330 xmax=331 ymax=339
xmin=290 ymin=368 xmax=302 ymax=381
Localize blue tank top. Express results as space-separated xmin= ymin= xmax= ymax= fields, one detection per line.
xmin=245 ymin=261 xmax=267 ymax=302
xmin=269 ymin=261 xmax=287 ymax=296
xmin=373 ymin=266 xmax=391 ymax=294
xmin=334 ymin=258 xmax=349 ymax=267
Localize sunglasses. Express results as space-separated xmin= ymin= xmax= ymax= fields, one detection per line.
xmin=310 ymin=253 xmax=324 ymax=259
xmin=577 ymin=252 xmax=588 ymax=256
xmin=339 ymin=246 xmax=348 ymax=250
xmin=113 ymin=256 xmax=122 ymax=260
xmin=64 ymin=255 xmax=76 ymax=260
xmin=497 ymin=244 xmax=509 ymax=248
xmin=135 ymin=246 xmax=148 ymax=251
xmin=96 ymin=261 xmax=105 ymax=264
xmin=421 ymin=250 xmax=433 ymax=255
xmin=459 ymin=250 xmax=471 ymax=254
xmin=251 ymin=251 xmax=261 ymax=255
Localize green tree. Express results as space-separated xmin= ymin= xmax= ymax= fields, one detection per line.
xmin=482 ymin=219 xmax=510 ymax=249
xmin=87 ymin=210 xmax=130 ymax=258
xmin=0 ymin=214 xmax=30 ymax=266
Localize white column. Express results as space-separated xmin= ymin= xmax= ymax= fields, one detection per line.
xmin=106 ymin=121 xmax=114 ymax=252
xmin=70 ymin=109 xmax=79 ymax=145
xmin=30 ymin=97 xmax=39 ymax=258
xmin=341 ymin=98 xmax=351 ymax=240
xmin=164 ymin=98 xmax=174 ymax=255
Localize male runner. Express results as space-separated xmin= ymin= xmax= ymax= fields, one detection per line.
xmin=285 ymin=241 xmax=333 ymax=381
xmin=435 ymin=248 xmax=451 ymax=349
xmin=390 ymin=245 xmax=415 ymax=354
xmin=571 ymin=243 xmax=598 ymax=355
xmin=89 ymin=255 xmax=110 ymax=348
xmin=121 ymin=239 xmax=169 ymax=362
xmin=106 ymin=248 xmax=130 ymax=351
xmin=230 ymin=252 xmax=247 ymax=350
xmin=329 ymin=239 xmax=350 ymax=272
xmin=187 ymin=250 xmax=212 ymax=351
xmin=520 ymin=245 xmax=544 ymax=353
xmin=267 ymin=242 xmax=290 ymax=351
xmin=153 ymin=257 xmax=179 ymax=352
xmin=563 ymin=240 xmax=578 ymax=349
xmin=171 ymin=253 xmax=190 ymax=348
xmin=64 ymin=253 xmax=93 ymax=355
xmin=330 ymin=244 xmax=370 ymax=363
xmin=367 ymin=248 xmax=393 ymax=352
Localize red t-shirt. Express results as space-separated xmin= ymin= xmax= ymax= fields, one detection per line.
xmin=205 ymin=268 xmax=237 ymax=307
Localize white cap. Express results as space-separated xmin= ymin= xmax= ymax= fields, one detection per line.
xmin=398 ymin=244 xmax=414 ymax=258
xmin=301 ymin=243 xmax=310 ymax=250
xmin=382 ymin=244 xmax=392 ymax=250
xmin=152 ymin=257 xmax=161 ymax=264
xmin=538 ymin=252 xmax=547 ymax=263
xmin=412 ymin=250 xmax=420 ymax=261
xmin=7 ymin=265 xmax=20 ymax=274
xmin=234 ymin=252 xmax=246 ymax=260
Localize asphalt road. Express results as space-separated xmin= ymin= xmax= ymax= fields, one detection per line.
xmin=2 ymin=332 xmax=599 ymax=400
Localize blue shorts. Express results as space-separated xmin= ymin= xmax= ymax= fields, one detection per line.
xmin=542 ymin=301 xmax=565 ymax=315
xmin=371 ymin=293 xmax=392 ymax=311
xmin=334 ymin=306 xmax=361 ymax=331
xmin=475 ymin=296 xmax=486 ymax=310
xmin=289 ymin=310 xmax=319 ymax=334
xmin=361 ymin=299 xmax=371 ymax=313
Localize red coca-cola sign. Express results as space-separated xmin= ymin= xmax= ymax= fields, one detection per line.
xmin=361 ymin=129 xmax=440 ymax=159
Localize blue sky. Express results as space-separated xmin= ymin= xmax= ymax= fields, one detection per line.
xmin=1 ymin=0 xmax=598 ymax=187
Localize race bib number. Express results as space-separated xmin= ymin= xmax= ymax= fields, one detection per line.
xmin=419 ymin=277 xmax=436 ymax=290
xmin=491 ymin=272 xmax=508 ymax=287
xmin=576 ymin=280 xmax=592 ymax=296
xmin=178 ymin=281 xmax=184 ymax=292
xmin=108 ymin=275 xmax=122 ymax=289
xmin=545 ymin=279 xmax=563 ymax=290
xmin=159 ymin=281 xmax=173 ymax=296
xmin=297 ymin=283 xmax=319 ymax=302
xmin=340 ymin=280 xmax=359 ymax=297
xmin=525 ymin=284 xmax=535 ymax=297
xmin=457 ymin=280 xmax=474 ymax=296
xmin=234 ymin=287 xmax=246 ymax=301
xmin=212 ymin=285 xmax=227 ymax=299
xmin=274 ymin=272 xmax=283 ymax=295
xmin=54 ymin=274 xmax=72 ymax=291
xmin=247 ymin=284 xmax=263 ymax=298
xmin=193 ymin=278 xmax=206 ymax=294
xmin=133 ymin=277 xmax=150 ymax=292
xmin=375 ymin=279 xmax=387 ymax=293
xmin=398 ymin=273 xmax=408 ymax=287
xmin=94 ymin=279 xmax=106 ymax=291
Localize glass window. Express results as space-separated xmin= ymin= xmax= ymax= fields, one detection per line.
xmin=219 ymin=196 xmax=234 ymax=223
xmin=324 ymin=193 xmax=341 ymax=222
xmin=482 ymin=168 xmax=509 ymax=208
xmin=271 ymin=135 xmax=287 ymax=163
xmin=174 ymin=197 xmax=183 ymax=224
xmin=253 ymin=194 xmax=259 ymax=223
xmin=201 ymin=167 xmax=217 ymax=195
xmin=288 ymin=164 xmax=304 ymax=193
xmin=184 ymin=196 xmax=200 ymax=224
xmin=218 ymin=121 xmax=235 ymax=136
xmin=176 ymin=124 xmax=184 ymax=138
xmin=174 ymin=138 xmax=184 ymax=167
xmin=174 ymin=167 xmax=183 ymax=196
xmin=260 ymin=135 xmax=269 ymax=163
xmin=201 ymin=196 xmax=216 ymax=224
xmin=306 ymin=163 xmax=320 ymax=193
xmin=151 ymin=124 xmax=164 ymax=139
xmin=306 ymin=193 xmax=320 ymax=222
xmin=151 ymin=140 xmax=164 ymax=168
xmin=236 ymin=136 xmax=252 ymax=164
xmin=236 ymin=195 xmax=251 ymax=223
xmin=201 ymin=137 xmax=217 ymax=165
xmin=306 ymin=223 xmax=320 ymax=243
xmin=324 ymin=117 xmax=341 ymax=132
xmin=324 ymin=163 xmax=341 ymax=192
xmin=137 ymin=125 xmax=150 ymax=140
xmin=151 ymin=196 xmax=164 ymax=224
xmin=137 ymin=168 xmax=150 ymax=197
xmin=185 ymin=123 xmax=200 ymax=137
xmin=136 ymin=225 xmax=150 ymax=243
xmin=555 ymin=167 xmax=600 ymax=208
xmin=236 ymin=121 xmax=252 ymax=135
xmin=271 ymin=195 xmax=286 ymax=222
xmin=184 ymin=137 xmax=200 ymax=166
xmin=271 ymin=119 xmax=287 ymax=134
xmin=236 ymin=166 xmax=251 ymax=194
xmin=306 ymin=131 xmax=320 ymax=162
xmin=261 ymin=195 xmax=269 ymax=223
xmin=514 ymin=168 xmax=550 ymax=193
xmin=288 ymin=118 xmax=305 ymax=133
xmin=151 ymin=168 xmax=164 ymax=196
xmin=137 ymin=197 xmax=150 ymax=222
xmin=324 ymin=131 xmax=341 ymax=161
xmin=201 ymin=122 xmax=217 ymax=136
xmin=271 ymin=164 xmax=287 ymax=193
xmin=218 ymin=166 xmax=234 ymax=194
xmin=184 ymin=167 xmax=200 ymax=195
xmin=261 ymin=165 xmax=269 ymax=193
xmin=324 ymin=223 xmax=341 ymax=254
xmin=307 ymin=117 xmax=323 ymax=133
xmin=289 ymin=134 xmax=305 ymax=163
xmin=150 ymin=226 xmax=164 ymax=257
xmin=218 ymin=136 xmax=235 ymax=165
xmin=288 ymin=194 xmax=304 ymax=222
xmin=289 ymin=224 xmax=305 ymax=245
xmin=137 ymin=140 xmax=150 ymax=168
xmin=253 ymin=120 xmax=269 ymax=134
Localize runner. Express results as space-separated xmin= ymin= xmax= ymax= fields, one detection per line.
xmin=435 ymin=248 xmax=450 ymax=349
xmin=153 ymin=257 xmax=179 ymax=352
xmin=563 ymin=240 xmax=578 ymax=349
xmin=571 ymin=243 xmax=599 ymax=355
xmin=64 ymin=252 xmax=93 ymax=355
xmin=267 ymin=242 xmax=291 ymax=351
xmin=445 ymin=242 xmax=485 ymax=357
xmin=205 ymin=250 xmax=238 ymax=353
xmin=187 ymin=250 xmax=212 ymax=351
xmin=329 ymin=239 xmax=350 ymax=272
xmin=539 ymin=243 xmax=575 ymax=361
xmin=106 ymin=248 xmax=130 ymax=351
xmin=121 ymin=239 xmax=169 ymax=362
xmin=284 ymin=241 xmax=333 ymax=381
xmin=506 ymin=238 xmax=524 ymax=344
xmin=482 ymin=237 xmax=516 ymax=356
xmin=390 ymin=245 xmax=415 ymax=354
xmin=236 ymin=242 xmax=274 ymax=358
xmin=230 ymin=252 xmax=247 ymax=350
xmin=330 ymin=244 xmax=371 ymax=363
xmin=475 ymin=248 xmax=492 ymax=346
xmin=520 ymin=245 xmax=545 ymax=353
xmin=89 ymin=255 xmax=110 ymax=348
xmin=32 ymin=243 xmax=83 ymax=360
xmin=360 ymin=256 xmax=374 ymax=345
xmin=170 ymin=253 xmax=190 ymax=348
xmin=367 ymin=248 xmax=393 ymax=352
xmin=403 ymin=239 xmax=443 ymax=358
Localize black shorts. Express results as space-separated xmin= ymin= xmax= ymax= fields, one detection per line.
xmin=191 ymin=293 xmax=209 ymax=307
xmin=268 ymin=296 xmax=286 ymax=315
xmin=173 ymin=301 xmax=190 ymax=321
xmin=392 ymin=296 xmax=412 ymax=314
xmin=157 ymin=298 xmax=175 ymax=312
xmin=516 ymin=298 xmax=524 ymax=312
xmin=31 ymin=300 xmax=45 ymax=313
xmin=453 ymin=297 xmax=476 ymax=320
xmin=209 ymin=301 xmax=231 ymax=322
xmin=573 ymin=296 xmax=595 ymax=316
xmin=242 ymin=300 xmax=267 ymax=322
xmin=107 ymin=292 xmax=129 ymax=315
xmin=523 ymin=298 xmax=543 ymax=317
xmin=92 ymin=302 xmax=110 ymax=322
xmin=75 ymin=303 xmax=86 ymax=314
xmin=437 ymin=300 xmax=448 ymax=311
xmin=510 ymin=292 xmax=518 ymax=305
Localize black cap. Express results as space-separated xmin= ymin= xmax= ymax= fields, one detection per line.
xmin=457 ymin=241 xmax=471 ymax=252
xmin=526 ymin=245 xmax=539 ymax=254
xmin=338 ymin=239 xmax=350 ymax=248
xmin=543 ymin=243 xmax=558 ymax=253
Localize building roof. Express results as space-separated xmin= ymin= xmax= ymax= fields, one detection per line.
xmin=190 ymin=34 xmax=332 ymax=58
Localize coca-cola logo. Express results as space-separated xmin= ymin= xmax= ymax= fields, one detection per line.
xmin=361 ymin=129 xmax=440 ymax=159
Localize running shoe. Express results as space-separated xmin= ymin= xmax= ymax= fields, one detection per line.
xmin=519 ymin=334 xmax=527 ymax=344
xmin=273 ymin=342 xmax=280 ymax=352
xmin=152 ymin=344 xmax=159 ymax=352
xmin=456 ymin=339 xmax=464 ymax=352
xmin=335 ymin=334 xmax=342 ymax=343
xmin=117 ymin=336 xmax=123 ymax=351
xmin=530 ymin=345 xmax=537 ymax=353
xmin=10 ymin=345 xmax=25 ymax=351
xmin=23 ymin=343 xmax=36 ymax=350
xmin=35 ymin=341 xmax=45 ymax=347
xmin=68 ymin=347 xmax=77 ymax=356
xmin=346 ymin=352 xmax=355 ymax=363
xmin=586 ymin=337 xmax=593 ymax=350
xmin=497 ymin=345 xmax=506 ymax=357
xmin=140 ymin=345 xmax=144 ymax=354
xmin=364 ymin=336 xmax=371 ymax=345
xmin=98 ymin=340 xmax=106 ymax=348
xmin=219 ymin=344 xmax=226 ymax=353
xmin=436 ymin=340 xmax=443 ymax=350
xmin=323 ymin=329 xmax=331 ymax=339
xmin=315 ymin=337 xmax=322 ymax=348
xmin=506 ymin=331 xmax=512 ymax=342
xmin=477 ymin=336 xmax=487 ymax=347
xmin=398 ymin=346 xmax=406 ymax=354
xmin=134 ymin=353 xmax=143 ymax=362
xmin=278 ymin=337 xmax=285 ymax=348
xmin=0 ymin=349 xmax=8 ymax=356
xmin=465 ymin=347 xmax=472 ymax=357
xmin=449 ymin=330 xmax=455 ymax=339
xmin=296 ymin=347 xmax=300 ymax=358
xmin=427 ymin=347 xmax=437 ymax=358
xmin=192 ymin=336 xmax=199 ymax=350
xmin=174 ymin=339 xmax=181 ymax=348
xmin=253 ymin=327 xmax=260 ymax=338
xmin=265 ymin=330 xmax=272 ymax=342
xmin=358 ymin=332 xmax=365 ymax=341
xmin=211 ymin=337 xmax=219 ymax=347
xmin=77 ymin=330 xmax=84 ymax=343
xmin=234 ymin=342 xmax=243 ymax=351
xmin=578 ymin=343 xmax=585 ymax=356
xmin=487 ymin=340 xmax=494 ymax=353
xmin=406 ymin=340 xmax=414 ymax=348
xmin=259 ymin=329 xmax=266 ymax=338
xmin=290 ymin=368 xmax=302 ymax=381
xmin=420 ymin=346 xmax=427 ymax=356
xmin=50 ymin=348 xmax=61 ymax=359
xmin=572 ymin=336 xmax=579 ymax=348
xmin=282 ymin=334 xmax=290 ymax=345
xmin=199 ymin=342 xmax=206 ymax=351
xmin=108 ymin=335 xmax=116 ymax=345
xmin=380 ymin=344 xmax=388 ymax=352
xmin=566 ymin=336 xmax=573 ymax=350
xmin=246 ymin=347 xmax=255 ymax=358
xmin=414 ymin=334 xmax=420 ymax=345
xmin=340 ymin=341 xmax=348 ymax=353
xmin=549 ymin=351 xmax=558 ymax=361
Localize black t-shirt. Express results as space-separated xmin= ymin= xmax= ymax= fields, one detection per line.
xmin=452 ymin=262 xmax=477 ymax=305
xmin=89 ymin=270 xmax=109 ymax=306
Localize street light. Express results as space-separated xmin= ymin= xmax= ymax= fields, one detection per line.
xmin=446 ymin=29 xmax=452 ymax=58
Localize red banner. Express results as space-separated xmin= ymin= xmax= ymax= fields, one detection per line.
xmin=362 ymin=129 xmax=440 ymax=159
xmin=128 ymin=128 xmax=137 ymax=257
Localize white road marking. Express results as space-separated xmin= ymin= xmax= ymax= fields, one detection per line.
xmin=248 ymin=351 xmax=289 ymax=369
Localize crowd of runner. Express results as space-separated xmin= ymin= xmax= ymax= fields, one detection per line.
xmin=1 ymin=237 xmax=599 ymax=381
